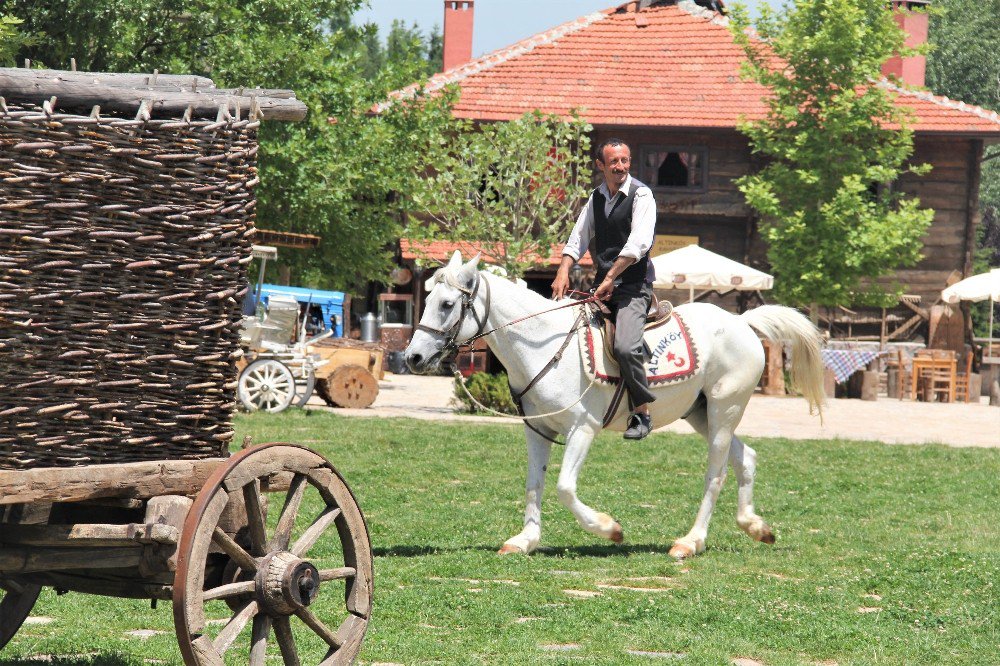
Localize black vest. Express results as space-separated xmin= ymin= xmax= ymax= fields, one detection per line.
xmin=588 ymin=179 xmax=652 ymax=287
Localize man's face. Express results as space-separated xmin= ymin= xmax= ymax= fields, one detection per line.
xmin=596 ymin=144 xmax=631 ymax=192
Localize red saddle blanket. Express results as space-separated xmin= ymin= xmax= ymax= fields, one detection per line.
xmin=581 ymin=312 xmax=699 ymax=386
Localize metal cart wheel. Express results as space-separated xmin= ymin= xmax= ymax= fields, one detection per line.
xmin=173 ymin=443 xmax=373 ymax=666
xmin=0 ymin=580 xmax=42 ymax=649
xmin=293 ymin=368 xmax=316 ymax=408
xmin=238 ymin=359 xmax=296 ymax=413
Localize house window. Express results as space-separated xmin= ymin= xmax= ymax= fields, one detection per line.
xmin=640 ymin=147 xmax=707 ymax=190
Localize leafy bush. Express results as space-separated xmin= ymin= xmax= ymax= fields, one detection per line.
xmin=452 ymin=372 xmax=518 ymax=416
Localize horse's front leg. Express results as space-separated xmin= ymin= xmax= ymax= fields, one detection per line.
xmin=499 ymin=426 xmax=552 ymax=555
xmin=556 ymin=422 xmax=624 ymax=544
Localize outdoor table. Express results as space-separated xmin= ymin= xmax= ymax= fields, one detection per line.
xmin=911 ymin=351 xmax=957 ymax=402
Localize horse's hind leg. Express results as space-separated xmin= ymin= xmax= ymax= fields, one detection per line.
xmin=729 ymin=438 xmax=775 ymax=545
xmin=555 ymin=422 xmax=624 ymax=544
xmin=499 ymin=427 xmax=552 ymax=555
xmin=672 ymin=392 xmax=753 ymax=559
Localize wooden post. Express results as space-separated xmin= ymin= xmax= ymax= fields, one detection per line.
xmin=761 ymin=339 xmax=785 ymax=395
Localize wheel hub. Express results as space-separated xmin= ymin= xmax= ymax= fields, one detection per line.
xmin=255 ymin=551 xmax=320 ymax=615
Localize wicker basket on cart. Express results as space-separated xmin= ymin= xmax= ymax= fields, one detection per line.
xmin=0 ymin=67 xmax=373 ymax=665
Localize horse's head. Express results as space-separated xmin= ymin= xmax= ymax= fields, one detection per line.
xmin=404 ymin=251 xmax=483 ymax=374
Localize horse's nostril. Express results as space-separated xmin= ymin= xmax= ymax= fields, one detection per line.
xmin=406 ymin=353 xmax=423 ymax=371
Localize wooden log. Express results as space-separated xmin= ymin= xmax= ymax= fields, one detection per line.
xmin=861 ymin=371 xmax=880 ymax=401
xmin=0 ymin=458 xmax=226 ymax=506
xmin=0 ymin=523 xmax=178 ymax=547
xmin=0 ymin=73 xmax=307 ymax=121
xmin=0 ymin=66 xmax=214 ymax=89
xmin=321 ymin=365 xmax=379 ymax=409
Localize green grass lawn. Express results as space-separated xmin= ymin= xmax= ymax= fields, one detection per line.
xmin=4 ymin=410 xmax=999 ymax=665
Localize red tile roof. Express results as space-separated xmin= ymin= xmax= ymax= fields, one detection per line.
xmin=400 ymin=239 xmax=593 ymax=267
xmin=380 ymin=1 xmax=1000 ymax=135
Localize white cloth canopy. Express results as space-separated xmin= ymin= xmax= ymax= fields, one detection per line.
xmin=941 ymin=268 xmax=1000 ymax=304
xmin=651 ymin=244 xmax=773 ymax=302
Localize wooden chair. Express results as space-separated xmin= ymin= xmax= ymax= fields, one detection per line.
xmin=954 ymin=350 xmax=975 ymax=402
xmin=914 ymin=349 xmax=957 ymax=402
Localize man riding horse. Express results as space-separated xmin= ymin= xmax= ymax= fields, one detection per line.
xmin=552 ymin=138 xmax=657 ymax=440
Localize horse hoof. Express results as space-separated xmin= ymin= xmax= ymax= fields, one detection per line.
xmin=498 ymin=543 xmax=525 ymax=555
xmin=669 ymin=542 xmax=695 ymax=560
xmin=759 ymin=529 xmax=776 ymax=545
xmin=609 ymin=523 xmax=624 ymax=544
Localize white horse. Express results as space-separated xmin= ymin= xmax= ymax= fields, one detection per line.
xmin=404 ymin=252 xmax=825 ymax=559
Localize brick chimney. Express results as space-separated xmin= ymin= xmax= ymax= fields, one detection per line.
xmin=882 ymin=0 xmax=930 ymax=87
xmin=443 ymin=1 xmax=474 ymax=72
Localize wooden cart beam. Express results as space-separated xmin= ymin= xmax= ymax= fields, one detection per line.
xmin=0 ymin=523 xmax=179 ymax=547
xmin=0 ymin=458 xmax=226 ymax=505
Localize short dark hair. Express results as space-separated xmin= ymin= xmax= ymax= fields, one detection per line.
xmin=595 ymin=138 xmax=629 ymax=162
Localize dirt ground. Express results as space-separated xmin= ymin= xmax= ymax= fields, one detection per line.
xmin=310 ymin=373 xmax=999 ymax=448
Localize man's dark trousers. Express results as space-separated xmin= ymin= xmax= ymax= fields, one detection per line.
xmin=607 ymin=281 xmax=656 ymax=408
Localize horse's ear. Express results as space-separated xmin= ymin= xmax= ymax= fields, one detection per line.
xmin=458 ymin=253 xmax=481 ymax=289
xmin=447 ymin=250 xmax=463 ymax=269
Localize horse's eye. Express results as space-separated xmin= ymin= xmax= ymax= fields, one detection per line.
xmin=442 ymin=300 xmax=455 ymax=310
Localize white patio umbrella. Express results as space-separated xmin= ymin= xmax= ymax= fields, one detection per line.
xmin=941 ymin=268 xmax=1000 ymax=358
xmin=651 ymin=244 xmax=774 ymax=303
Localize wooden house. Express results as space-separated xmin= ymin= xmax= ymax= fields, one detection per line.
xmin=391 ymin=0 xmax=1000 ymax=342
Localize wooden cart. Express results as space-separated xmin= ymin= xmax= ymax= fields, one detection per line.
xmin=0 ymin=67 xmax=374 ymax=664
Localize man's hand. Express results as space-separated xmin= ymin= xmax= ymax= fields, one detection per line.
xmin=552 ymin=255 xmax=576 ymax=300
xmin=594 ymin=277 xmax=614 ymax=301
xmin=551 ymin=271 xmax=570 ymax=300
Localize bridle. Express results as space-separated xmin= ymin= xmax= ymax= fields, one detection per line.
xmin=415 ymin=270 xmax=492 ymax=356
xmin=415 ymin=268 xmax=606 ymax=445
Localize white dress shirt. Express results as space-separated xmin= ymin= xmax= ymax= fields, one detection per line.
xmin=562 ymin=174 xmax=656 ymax=263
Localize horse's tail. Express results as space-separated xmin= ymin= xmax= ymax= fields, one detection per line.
xmin=741 ymin=305 xmax=826 ymax=418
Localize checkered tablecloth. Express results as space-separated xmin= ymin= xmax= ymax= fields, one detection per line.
xmin=821 ymin=349 xmax=885 ymax=384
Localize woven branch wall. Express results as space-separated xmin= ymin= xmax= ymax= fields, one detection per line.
xmin=0 ymin=103 xmax=258 ymax=469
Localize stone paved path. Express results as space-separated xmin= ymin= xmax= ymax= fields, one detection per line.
xmin=311 ymin=374 xmax=998 ymax=448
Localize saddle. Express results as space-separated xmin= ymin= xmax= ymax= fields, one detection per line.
xmin=592 ymin=293 xmax=674 ymax=358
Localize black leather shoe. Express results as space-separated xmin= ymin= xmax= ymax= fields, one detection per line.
xmin=624 ymin=412 xmax=652 ymax=440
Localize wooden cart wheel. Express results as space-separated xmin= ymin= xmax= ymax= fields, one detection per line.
xmin=319 ymin=365 xmax=379 ymax=409
xmin=238 ymin=359 xmax=296 ymax=413
xmin=174 ymin=443 xmax=372 ymax=666
xmin=0 ymin=579 xmax=42 ymax=649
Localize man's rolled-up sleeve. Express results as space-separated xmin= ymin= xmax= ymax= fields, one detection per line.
xmin=562 ymin=197 xmax=594 ymax=261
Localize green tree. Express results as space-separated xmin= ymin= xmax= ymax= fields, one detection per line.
xmin=10 ymin=1 xmax=453 ymax=290
xmin=407 ymin=111 xmax=593 ymax=280
xmin=0 ymin=15 xmax=29 ymax=66
xmin=729 ymin=0 xmax=935 ymax=313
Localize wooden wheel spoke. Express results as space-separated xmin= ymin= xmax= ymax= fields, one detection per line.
xmin=273 ymin=616 xmax=300 ymax=666
xmin=272 ymin=473 xmax=308 ymax=551
xmin=243 ymin=479 xmax=268 ymax=556
xmin=318 ymin=567 xmax=356 ymax=582
xmin=203 ymin=580 xmax=257 ymax=602
xmin=249 ymin=613 xmax=271 ymax=666
xmin=290 ymin=506 xmax=342 ymax=557
xmin=213 ymin=599 xmax=259 ymax=654
xmin=294 ymin=606 xmax=341 ymax=650
xmin=212 ymin=527 xmax=258 ymax=573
